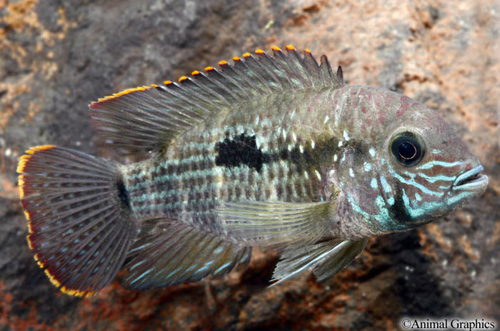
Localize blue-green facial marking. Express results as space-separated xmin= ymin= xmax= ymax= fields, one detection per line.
xmin=334 ymin=88 xmax=488 ymax=234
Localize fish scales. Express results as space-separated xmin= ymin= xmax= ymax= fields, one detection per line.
xmin=17 ymin=46 xmax=488 ymax=296
xmin=122 ymin=89 xmax=331 ymax=233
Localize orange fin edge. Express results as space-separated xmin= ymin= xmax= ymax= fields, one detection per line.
xmin=19 ymin=145 xmax=98 ymax=299
xmin=88 ymin=46 xmax=320 ymax=106
xmin=17 ymin=145 xmax=56 ymax=199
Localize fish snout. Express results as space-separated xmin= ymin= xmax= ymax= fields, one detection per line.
xmin=452 ymin=165 xmax=488 ymax=193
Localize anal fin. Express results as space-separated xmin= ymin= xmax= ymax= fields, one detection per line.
xmin=121 ymin=219 xmax=251 ymax=290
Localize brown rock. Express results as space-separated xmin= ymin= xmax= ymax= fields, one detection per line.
xmin=1 ymin=0 xmax=499 ymax=329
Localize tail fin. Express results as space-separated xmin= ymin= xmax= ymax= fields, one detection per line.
xmin=17 ymin=146 xmax=138 ymax=297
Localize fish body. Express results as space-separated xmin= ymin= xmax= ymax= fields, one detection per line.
xmin=17 ymin=46 xmax=488 ymax=296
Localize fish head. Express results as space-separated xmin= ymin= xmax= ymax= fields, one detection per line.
xmin=376 ymin=93 xmax=488 ymax=229
xmin=335 ymin=87 xmax=488 ymax=233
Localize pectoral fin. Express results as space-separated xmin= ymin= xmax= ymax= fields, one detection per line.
xmin=272 ymin=238 xmax=368 ymax=285
xmin=313 ymin=238 xmax=367 ymax=282
xmin=217 ymin=200 xmax=338 ymax=248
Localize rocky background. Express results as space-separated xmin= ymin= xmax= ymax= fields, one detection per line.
xmin=1 ymin=0 xmax=499 ymax=329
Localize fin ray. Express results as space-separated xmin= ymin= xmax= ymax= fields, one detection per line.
xmin=272 ymin=238 xmax=368 ymax=285
xmin=313 ymin=238 xmax=367 ymax=281
xmin=90 ymin=47 xmax=344 ymax=159
xmin=121 ymin=219 xmax=250 ymax=290
xmin=218 ymin=200 xmax=337 ymax=248
xmin=18 ymin=146 xmax=138 ymax=296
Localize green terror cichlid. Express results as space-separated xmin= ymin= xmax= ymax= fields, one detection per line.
xmin=17 ymin=45 xmax=488 ymax=297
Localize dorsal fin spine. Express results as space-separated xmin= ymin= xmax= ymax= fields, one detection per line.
xmin=270 ymin=48 xmax=297 ymax=89
xmin=286 ymin=47 xmax=313 ymax=87
xmin=239 ymin=54 xmax=274 ymax=94
xmin=160 ymin=83 xmax=214 ymax=118
xmin=253 ymin=51 xmax=288 ymax=90
xmin=243 ymin=53 xmax=282 ymax=92
xmin=336 ymin=66 xmax=344 ymax=85
xmin=89 ymin=47 xmax=343 ymax=159
xmin=204 ymin=67 xmax=245 ymax=99
xmin=319 ymin=55 xmax=332 ymax=86
xmin=203 ymin=70 xmax=242 ymax=101
xmin=214 ymin=60 xmax=250 ymax=97
xmin=99 ymin=90 xmax=194 ymax=127
xmin=163 ymin=81 xmax=215 ymax=115
xmin=224 ymin=60 xmax=258 ymax=96
xmin=132 ymin=92 xmax=195 ymax=126
xmin=302 ymin=50 xmax=321 ymax=87
xmin=169 ymin=76 xmax=226 ymax=111
xmin=92 ymin=47 xmax=339 ymax=108
xmin=98 ymin=101 xmax=190 ymax=130
xmin=251 ymin=51 xmax=282 ymax=87
xmin=320 ymin=55 xmax=336 ymax=84
xmin=216 ymin=65 xmax=252 ymax=99
xmin=188 ymin=71 xmax=236 ymax=106
xmin=232 ymin=59 xmax=267 ymax=96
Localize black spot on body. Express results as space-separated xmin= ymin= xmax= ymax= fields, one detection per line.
xmin=116 ymin=178 xmax=131 ymax=211
xmin=215 ymin=134 xmax=266 ymax=172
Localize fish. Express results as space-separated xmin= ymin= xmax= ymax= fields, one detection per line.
xmin=17 ymin=45 xmax=488 ymax=297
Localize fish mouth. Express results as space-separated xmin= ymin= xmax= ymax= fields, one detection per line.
xmin=453 ymin=165 xmax=488 ymax=191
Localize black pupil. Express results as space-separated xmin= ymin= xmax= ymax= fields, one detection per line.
xmin=398 ymin=141 xmax=417 ymax=160
xmin=390 ymin=132 xmax=424 ymax=167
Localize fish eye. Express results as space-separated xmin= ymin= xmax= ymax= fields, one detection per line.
xmin=390 ymin=132 xmax=425 ymax=167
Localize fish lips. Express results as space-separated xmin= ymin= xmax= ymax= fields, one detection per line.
xmin=452 ymin=165 xmax=489 ymax=193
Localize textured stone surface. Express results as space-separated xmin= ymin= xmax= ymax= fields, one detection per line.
xmin=1 ymin=0 xmax=499 ymax=329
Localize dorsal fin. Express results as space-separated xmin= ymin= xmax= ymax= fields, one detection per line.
xmin=89 ymin=46 xmax=344 ymax=159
